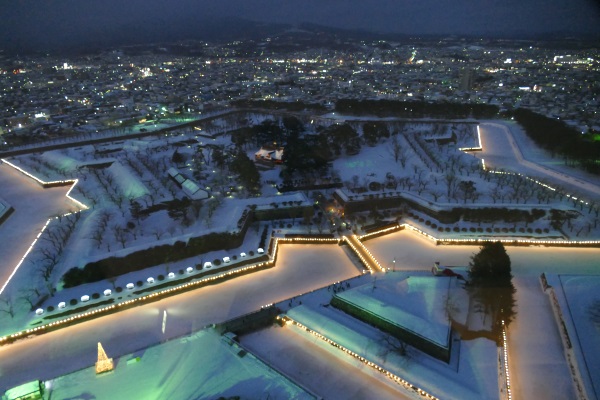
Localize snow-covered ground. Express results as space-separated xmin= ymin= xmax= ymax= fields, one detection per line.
xmin=0 ymin=163 xmax=76 ymax=294
xmin=46 ymin=328 xmax=312 ymax=400
xmin=280 ymin=308 xmax=496 ymax=400
xmin=477 ymin=121 xmax=600 ymax=199
xmin=333 ymin=275 xmax=454 ymax=348
xmin=0 ymin=244 xmax=361 ymax=391
xmin=242 ymin=324 xmax=414 ymax=400
xmin=1 ymin=114 xmax=600 ymax=399
xmin=242 ymin=271 xmax=496 ymax=400
xmin=362 ymin=230 xmax=600 ymax=400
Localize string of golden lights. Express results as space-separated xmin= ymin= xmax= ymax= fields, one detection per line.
xmin=0 ymin=236 xmax=343 ymax=345
xmin=278 ymin=315 xmax=440 ymax=400
xmin=0 ymin=152 xmax=587 ymax=400
xmin=502 ymin=321 xmax=512 ymax=400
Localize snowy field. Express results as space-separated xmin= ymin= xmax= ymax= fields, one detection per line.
xmin=283 ymin=308 xmax=496 ymax=400
xmin=1 ymin=113 xmax=600 ymax=398
xmin=46 ymin=328 xmax=312 ymax=400
xmin=477 ymin=122 xmax=600 ymax=199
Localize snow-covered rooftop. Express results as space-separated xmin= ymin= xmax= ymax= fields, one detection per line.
xmin=339 ymin=274 xmax=453 ymax=347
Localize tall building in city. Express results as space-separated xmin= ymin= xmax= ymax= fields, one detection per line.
xmin=459 ymin=68 xmax=476 ymax=91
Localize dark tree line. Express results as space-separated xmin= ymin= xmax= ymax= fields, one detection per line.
xmin=62 ymin=231 xmax=243 ymax=287
xmin=322 ymin=123 xmax=362 ymax=155
xmin=282 ymin=133 xmax=331 ymax=179
xmin=362 ymin=122 xmax=390 ymax=147
xmin=512 ymin=108 xmax=600 ymax=174
xmin=231 ymin=99 xmax=326 ymax=112
xmin=230 ymin=149 xmax=261 ymax=195
xmin=335 ymin=99 xmax=500 ymax=119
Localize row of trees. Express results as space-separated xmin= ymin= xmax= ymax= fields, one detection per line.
xmin=513 ymin=108 xmax=600 ymax=174
xmin=62 ymin=231 xmax=243 ymax=287
xmin=231 ymin=99 xmax=326 ymax=112
xmin=335 ymin=99 xmax=500 ymax=119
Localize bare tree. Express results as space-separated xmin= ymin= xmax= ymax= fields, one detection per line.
xmin=205 ymin=195 xmax=223 ymax=223
xmin=112 ymin=225 xmax=129 ymax=249
xmin=489 ymin=185 xmax=503 ymax=204
xmin=444 ymin=173 xmax=458 ymax=200
xmin=36 ymin=247 xmax=61 ymax=296
xmin=390 ymin=135 xmax=402 ymax=163
xmin=0 ymin=295 xmax=15 ymax=318
xmin=88 ymin=227 xmax=104 ymax=249
xmin=152 ymin=227 xmax=165 ymax=240
xmin=428 ymin=188 xmax=443 ymax=202
xmin=415 ymin=171 xmax=429 ymax=195
xmin=457 ymin=180 xmax=477 ymax=204
xmin=379 ymin=333 xmax=409 ymax=362
xmin=18 ymin=288 xmax=43 ymax=311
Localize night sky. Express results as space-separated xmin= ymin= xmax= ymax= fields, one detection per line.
xmin=1 ymin=0 xmax=599 ymax=54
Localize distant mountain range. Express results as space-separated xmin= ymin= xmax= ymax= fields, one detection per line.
xmin=3 ymin=17 xmax=599 ymax=57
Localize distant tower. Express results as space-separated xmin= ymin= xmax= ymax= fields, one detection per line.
xmin=459 ymin=69 xmax=476 ymax=92
xmin=95 ymin=342 xmax=114 ymax=374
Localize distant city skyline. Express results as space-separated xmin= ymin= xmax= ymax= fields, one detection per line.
xmin=1 ymin=0 xmax=600 ymax=54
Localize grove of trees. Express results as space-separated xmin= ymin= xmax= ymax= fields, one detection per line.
xmin=468 ymin=241 xmax=516 ymax=342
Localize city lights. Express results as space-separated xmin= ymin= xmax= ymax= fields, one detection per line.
xmin=0 ymin=36 xmax=598 ymax=400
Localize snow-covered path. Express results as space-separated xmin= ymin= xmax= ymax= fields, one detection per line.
xmin=508 ymin=275 xmax=576 ymax=400
xmin=477 ymin=122 xmax=600 ymax=198
xmin=241 ymin=326 xmax=413 ymax=400
xmin=0 ymin=244 xmax=361 ymax=390
xmin=0 ymin=163 xmax=75 ymax=293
